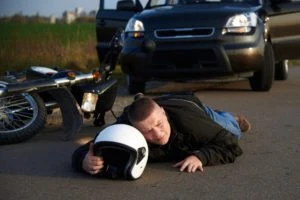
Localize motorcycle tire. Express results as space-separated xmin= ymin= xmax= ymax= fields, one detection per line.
xmin=0 ymin=92 xmax=46 ymax=145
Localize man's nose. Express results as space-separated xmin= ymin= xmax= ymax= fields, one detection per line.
xmin=152 ymin=127 xmax=161 ymax=138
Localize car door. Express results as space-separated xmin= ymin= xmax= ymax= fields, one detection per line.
xmin=264 ymin=0 xmax=300 ymax=61
xmin=96 ymin=0 xmax=145 ymax=62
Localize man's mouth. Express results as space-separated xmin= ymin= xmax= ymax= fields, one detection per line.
xmin=156 ymin=134 xmax=165 ymax=143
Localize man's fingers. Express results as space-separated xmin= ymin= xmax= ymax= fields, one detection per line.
xmin=89 ymin=156 xmax=104 ymax=165
xmin=89 ymin=163 xmax=104 ymax=171
xmin=179 ymin=162 xmax=189 ymax=172
xmin=173 ymin=157 xmax=204 ymax=173
xmin=172 ymin=161 xmax=183 ymax=168
xmin=90 ymin=159 xmax=104 ymax=167
xmin=199 ymin=165 xmax=204 ymax=172
xmin=187 ymin=164 xmax=194 ymax=173
xmin=88 ymin=169 xmax=101 ymax=175
xmin=88 ymin=142 xmax=94 ymax=155
xmin=90 ymin=156 xmax=103 ymax=162
xmin=172 ymin=161 xmax=188 ymax=171
xmin=175 ymin=162 xmax=204 ymax=173
xmin=197 ymin=164 xmax=203 ymax=172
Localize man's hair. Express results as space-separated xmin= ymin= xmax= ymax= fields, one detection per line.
xmin=128 ymin=97 xmax=156 ymax=124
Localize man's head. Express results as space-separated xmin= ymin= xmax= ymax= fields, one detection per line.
xmin=128 ymin=97 xmax=171 ymax=145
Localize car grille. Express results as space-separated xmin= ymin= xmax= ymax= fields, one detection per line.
xmin=154 ymin=27 xmax=214 ymax=39
xmin=151 ymin=49 xmax=219 ymax=70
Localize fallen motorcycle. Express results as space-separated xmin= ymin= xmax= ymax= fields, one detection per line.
xmin=0 ymin=31 xmax=122 ymax=145
xmin=0 ymin=67 xmax=118 ymax=145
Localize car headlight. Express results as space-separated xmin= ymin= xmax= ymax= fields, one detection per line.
xmin=223 ymin=12 xmax=257 ymax=34
xmin=125 ymin=18 xmax=145 ymax=38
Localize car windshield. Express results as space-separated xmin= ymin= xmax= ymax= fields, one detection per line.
xmin=148 ymin=0 xmax=261 ymax=8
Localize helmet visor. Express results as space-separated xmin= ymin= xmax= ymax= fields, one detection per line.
xmin=94 ymin=144 xmax=136 ymax=179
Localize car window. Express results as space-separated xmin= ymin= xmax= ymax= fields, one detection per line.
xmin=148 ymin=0 xmax=260 ymax=7
xmin=104 ymin=0 xmax=148 ymax=10
xmin=104 ymin=0 xmax=119 ymax=9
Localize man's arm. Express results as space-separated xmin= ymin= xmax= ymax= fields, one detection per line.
xmin=72 ymin=141 xmax=92 ymax=172
xmin=191 ymin=129 xmax=243 ymax=166
xmin=71 ymin=107 xmax=130 ymax=174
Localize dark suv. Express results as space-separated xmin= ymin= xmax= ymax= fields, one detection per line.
xmin=96 ymin=0 xmax=300 ymax=94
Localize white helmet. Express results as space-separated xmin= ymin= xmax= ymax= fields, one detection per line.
xmin=94 ymin=124 xmax=148 ymax=180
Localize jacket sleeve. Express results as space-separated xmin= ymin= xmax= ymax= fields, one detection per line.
xmin=161 ymin=99 xmax=243 ymax=166
xmin=191 ymin=129 xmax=243 ymax=166
xmin=71 ymin=140 xmax=92 ymax=173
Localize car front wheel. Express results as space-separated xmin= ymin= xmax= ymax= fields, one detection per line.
xmin=249 ymin=42 xmax=275 ymax=91
xmin=127 ymin=75 xmax=146 ymax=95
xmin=275 ymin=60 xmax=288 ymax=81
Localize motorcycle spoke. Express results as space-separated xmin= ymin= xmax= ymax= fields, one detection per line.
xmin=2 ymin=119 xmax=20 ymax=130
xmin=11 ymin=112 xmax=33 ymax=119
xmin=1 ymin=96 xmax=31 ymax=109
xmin=1 ymin=101 xmax=31 ymax=110
xmin=0 ymin=93 xmax=38 ymax=132
xmin=1 ymin=114 xmax=28 ymax=130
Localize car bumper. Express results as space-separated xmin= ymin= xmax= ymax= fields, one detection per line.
xmin=119 ymin=28 xmax=265 ymax=81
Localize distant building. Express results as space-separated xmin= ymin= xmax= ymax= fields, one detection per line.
xmin=62 ymin=11 xmax=76 ymax=24
xmin=50 ymin=15 xmax=56 ymax=24
xmin=62 ymin=7 xmax=97 ymax=23
xmin=75 ymin=7 xmax=84 ymax=17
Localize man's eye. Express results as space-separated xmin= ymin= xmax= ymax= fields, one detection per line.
xmin=146 ymin=129 xmax=153 ymax=134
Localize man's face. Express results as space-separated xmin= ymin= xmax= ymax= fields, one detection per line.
xmin=133 ymin=104 xmax=171 ymax=145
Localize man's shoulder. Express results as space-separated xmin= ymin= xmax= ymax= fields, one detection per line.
xmin=154 ymin=93 xmax=205 ymax=111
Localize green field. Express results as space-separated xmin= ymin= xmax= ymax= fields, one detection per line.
xmin=0 ymin=22 xmax=100 ymax=74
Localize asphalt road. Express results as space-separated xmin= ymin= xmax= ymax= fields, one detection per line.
xmin=1 ymin=67 xmax=300 ymax=200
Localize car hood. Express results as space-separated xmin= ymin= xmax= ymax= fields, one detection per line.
xmin=135 ymin=4 xmax=261 ymax=30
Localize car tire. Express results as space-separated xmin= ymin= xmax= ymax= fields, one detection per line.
xmin=249 ymin=42 xmax=275 ymax=91
xmin=275 ymin=60 xmax=288 ymax=81
xmin=127 ymin=75 xmax=146 ymax=95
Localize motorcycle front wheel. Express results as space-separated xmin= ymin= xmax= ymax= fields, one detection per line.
xmin=0 ymin=93 xmax=46 ymax=144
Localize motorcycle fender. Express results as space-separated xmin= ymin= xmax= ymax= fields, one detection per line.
xmin=76 ymin=78 xmax=118 ymax=95
xmin=80 ymin=79 xmax=118 ymax=113
xmin=47 ymin=88 xmax=83 ymax=140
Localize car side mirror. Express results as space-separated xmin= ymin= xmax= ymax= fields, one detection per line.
xmin=117 ymin=0 xmax=137 ymax=11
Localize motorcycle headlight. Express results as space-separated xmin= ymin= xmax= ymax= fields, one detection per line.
xmin=223 ymin=12 xmax=257 ymax=34
xmin=125 ymin=18 xmax=145 ymax=38
xmin=81 ymin=93 xmax=98 ymax=113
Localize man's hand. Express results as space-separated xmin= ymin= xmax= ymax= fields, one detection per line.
xmin=173 ymin=155 xmax=204 ymax=173
xmin=82 ymin=142 xmax=104 ymax=175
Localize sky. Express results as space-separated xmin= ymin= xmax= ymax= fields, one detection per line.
xmin=0 ymin=0 xmax=100 ymax=17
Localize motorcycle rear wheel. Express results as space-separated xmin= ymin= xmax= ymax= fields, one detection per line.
xmin=0 ymin=93 xmax=46 ymax=144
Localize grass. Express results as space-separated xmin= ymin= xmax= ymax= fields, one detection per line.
xmin=0 ymin=22 xmax=100 ymax=74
